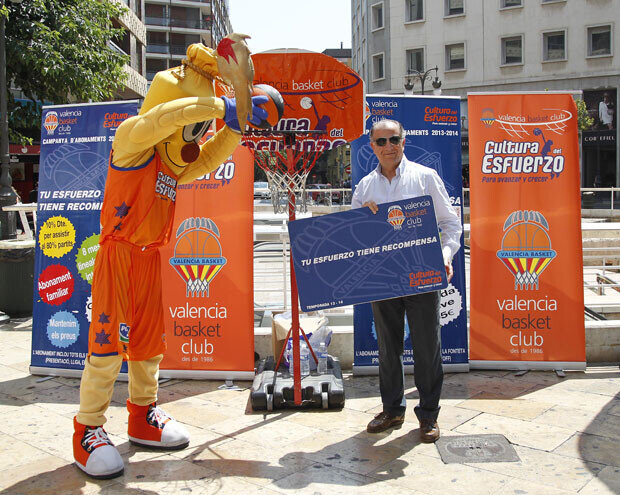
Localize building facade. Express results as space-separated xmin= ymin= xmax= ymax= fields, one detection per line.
xmin=144 ymin=0 xmax=232 ymax=82
xmin=352 ymin=0 xmax=619 ymax=188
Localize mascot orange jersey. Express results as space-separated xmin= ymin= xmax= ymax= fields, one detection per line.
xmin=88 ymin=43 xmax=251 ymax=360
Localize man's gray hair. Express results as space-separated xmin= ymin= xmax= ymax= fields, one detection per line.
xmin=370 ymin=119 xmax=405 ymax=140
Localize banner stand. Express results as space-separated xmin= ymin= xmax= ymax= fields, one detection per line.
xmin=29 ymin=367 xmax=255 ymax=381
xmin=353 ymin=363 xmax=470 ymax=375
xmin=470 ymin=361 xmax=586 ymax=371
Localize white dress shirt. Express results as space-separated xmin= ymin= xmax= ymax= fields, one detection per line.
xmin=351 ymin=157 xmax=462 ymax=264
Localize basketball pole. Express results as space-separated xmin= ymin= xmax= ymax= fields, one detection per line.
xmin=285 ymin=141 xmax=303 ymax=405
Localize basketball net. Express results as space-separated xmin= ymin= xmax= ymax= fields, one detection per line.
xmin=243 ymin=130 xmax=325 ymax=406
xmin=245 ymin=131 xmax=324 ymax=214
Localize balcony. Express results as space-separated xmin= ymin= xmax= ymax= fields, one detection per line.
xmin=144 ymin=16 xmax=207 ymax=30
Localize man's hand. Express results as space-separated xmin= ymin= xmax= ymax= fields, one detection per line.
xmin=363 ymin=201 xmax=379 ymax=214
xmin=445 ymin=262 xmax=453 ymax=282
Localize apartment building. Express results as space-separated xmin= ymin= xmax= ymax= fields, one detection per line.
xmin=352 ymin=0 xmax=619 ymax=187
xmin=144 ymin=0 xmax=232 ymax=81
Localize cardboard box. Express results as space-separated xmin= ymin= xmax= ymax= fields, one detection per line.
xmin=271 ymin=311 xmax=328 ymax=360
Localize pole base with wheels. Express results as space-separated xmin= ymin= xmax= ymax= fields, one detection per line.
xmin=250 ymin=355 xmax=345 ymax=411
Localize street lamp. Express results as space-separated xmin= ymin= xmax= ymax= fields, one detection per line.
xmin=0 ymin=0 xmax=22 ymax=240
xmin=404 ymin=66 xmax=442 ymax=95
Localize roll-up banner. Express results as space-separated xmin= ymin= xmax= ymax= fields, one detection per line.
xmin=31 ymin=101 xmax=137 ymax=376
xmin=468 ymin=92 xmax=585 ymax=370
xmin=158 ymin=145 xmax=255 ymax=379
xmin=350 ymin=95 xmax=468 ymax=374
xmin=30 ymin=103 xmax=254 ymax=379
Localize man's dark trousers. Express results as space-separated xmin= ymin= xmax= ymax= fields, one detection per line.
xmin=371 ymin=290 xmax=443 ymax=421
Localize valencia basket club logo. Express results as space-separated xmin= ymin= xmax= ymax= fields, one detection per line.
xmin=44 ymin=111 xmax=59 ymax=135
xmin=480 ymin=108 xmax=495 ymax=128
xmin=169 ymin=217 xmax=227 ymax=297
xmin=387 ymin=205 xmax=405 ymax=230
xmin=497 ymin=210 xmax=556 ymax=290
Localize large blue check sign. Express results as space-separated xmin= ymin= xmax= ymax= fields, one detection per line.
xmin=288 ymin=195 xmax=448 ymax=312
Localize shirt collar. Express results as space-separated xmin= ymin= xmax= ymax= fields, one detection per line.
xmin=374 ymin=156 xmax=407 ymax=179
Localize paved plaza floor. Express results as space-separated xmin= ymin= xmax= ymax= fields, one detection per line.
xmin=1 ymin=317 xmax=619 ymax=494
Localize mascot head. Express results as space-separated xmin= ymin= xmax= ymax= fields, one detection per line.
xmin=141 ymin=43 xmax=220 ymax=174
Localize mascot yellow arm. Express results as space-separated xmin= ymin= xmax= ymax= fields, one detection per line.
xmin=112 ymin=97 xmax=227 ymax=159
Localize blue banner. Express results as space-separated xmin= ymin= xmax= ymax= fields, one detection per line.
xmin=30 ymin=101 xmax=137 ymax=373
xmin=289 ymin=196 xmax=447 ymax=312
xmin=350 ymin=95 xmax=468 ymax=371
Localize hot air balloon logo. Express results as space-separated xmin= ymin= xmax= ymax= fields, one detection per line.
xmin=44 ymin=111 xmax=59 ymax=135
xmin=480 ymin=108 xmax=495 ymax=128
xmin=169 ymin=217 xmax=227 ymax=297
xmin=496 ymin=210 xmax=556 ymax=290
xmin=387 ymin=205 xmax=405 ymax=230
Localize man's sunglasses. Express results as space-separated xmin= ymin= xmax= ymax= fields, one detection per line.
xmin=373 ymin=136 xmax=402 ymax=146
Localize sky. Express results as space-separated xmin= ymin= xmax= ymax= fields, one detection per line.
xmin=228 ymin=0 xmax=352 ymax=54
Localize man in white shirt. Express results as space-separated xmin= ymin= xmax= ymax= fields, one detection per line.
xmin=599 ymin=93 xmax=614 ymax=130
xmin=352 ymin=119 xmax=462 ymax=442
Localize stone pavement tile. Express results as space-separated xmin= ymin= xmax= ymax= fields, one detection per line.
xmin=553 ymin=432 xmax=620 ymax=468
xmin=217 ymin=415 xmax=322 ymax=450
xmin=205 ymin=406 xmax=295 ymax=438
xmin=0 ymin=431 xmax=57 ymax=473
xmin=438 ymin=381 xmax=485 ymax=405
xmin=342 ymin=384 xmax=384 ymax=413
xmin=0 ymin=343 xmax=30 ymax=365
xmin=19 ymin=383 xmax=80 ymax=418
xmin=284 ymin=405 xmax=374 ymax=436
xmin=166 ymin=422 xmax=233 ymax=459
xmin=455 ymin=412 xmax=573 ymax=451
xmin=6 ymin=359 xmax=32 ymax=374
xmin=465 ymin=444 xmax=604 ymax=492
xmin=520 ymin=386 xmax=617 ymax=413
xmin=122 ymin=456 xmax=286 ymax=495
xmin=0 ymin=362 xmax=27 ymax=380
xmin=270 ymin=464 xmax=415 ymax=495
xmin=493 ymin=478 xmax=575 ymax=494
xmin=0 ymin=453 xmax=115 ymax=495
xmin=154 ymin=395 xmax=239 ymax=431
xmin=534 ymin=404 xmax=620 ymax=441
xmin=443 ymin=372 xmax=538 ymax=398
xmin=284 ymin=430 xmax=406 ymax=476
xmin=343 ymin=374 xmax=380 ymax=391
xmin=370 ymin=450 xmax=510 ymax=495
xmin=456 ymin=391 xmax=554 ymax=421
xmin=0 ymin=390 xmax=29 ymax=413
xmin=548 ymin=373 xmax=620 ymax=398
xmin=578 ymin=466 xmax=620 ymax=495
xmin=608 ymin=403 xmax=620 ymax=416
xmin=189 ymin=382 xmax=255 ymax=407
xmin=0 ymin=371 xmax=64 ymax=397
xmin=184 ymin=437 xmax=316 ymax=486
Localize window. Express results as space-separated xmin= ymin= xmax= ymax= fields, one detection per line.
xmin=406 ymin=0 xmax=423 ymax=22
xmin=372 ymin=53 xmax=385 ymax=80
xmin=542 ymin=0 xmax=565 ymax=3
xmin=406 ymin=48 xmax=424 ymax=74
xmin=445 ymin=0 xmax=464 ymax=16
xmin=588 ymin=25 xmax=612 ymax=57
xmin=501 ymin=0 xmax=522 ymax=7
xmin=446 ymin=43 xmax=465 ymax=70
xmin=543 ymin=30 xmax=566 ymax=61
xmin=371 ymin=2 xmax=384 ymax=31
xmin=501 ymin=36 xmax=523 ymax=65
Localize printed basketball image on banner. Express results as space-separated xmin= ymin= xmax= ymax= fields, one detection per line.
xmin=217 ymin=50 xmax=365 ymax=151
xmin=468 ymin=93 xmax=585 ymax=368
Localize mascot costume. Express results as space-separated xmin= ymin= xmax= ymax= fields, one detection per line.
xmin=72 ymin=35 xmax=267 ymax=479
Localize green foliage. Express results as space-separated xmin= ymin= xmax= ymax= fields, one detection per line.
xmin=5 ymin=0 xmax=130 ymax=143
xmin=575 ymin=98 xmax=594 ymax=132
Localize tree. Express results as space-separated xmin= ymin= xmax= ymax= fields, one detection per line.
xmin=5 ymin=0 xmax=130 ymax=144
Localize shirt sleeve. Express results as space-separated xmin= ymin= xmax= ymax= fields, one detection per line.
xmin=351 ymin=181 xmax=364 ymax=209
xmin=428 ymin=170 xmax=462 ymax=264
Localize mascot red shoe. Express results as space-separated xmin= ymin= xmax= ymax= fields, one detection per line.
xmin=72 ymin=36 xmax=266 ymax=479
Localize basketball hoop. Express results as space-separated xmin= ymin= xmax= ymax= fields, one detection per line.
xmin=243 ymin=130 xmax=326 ymax=214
